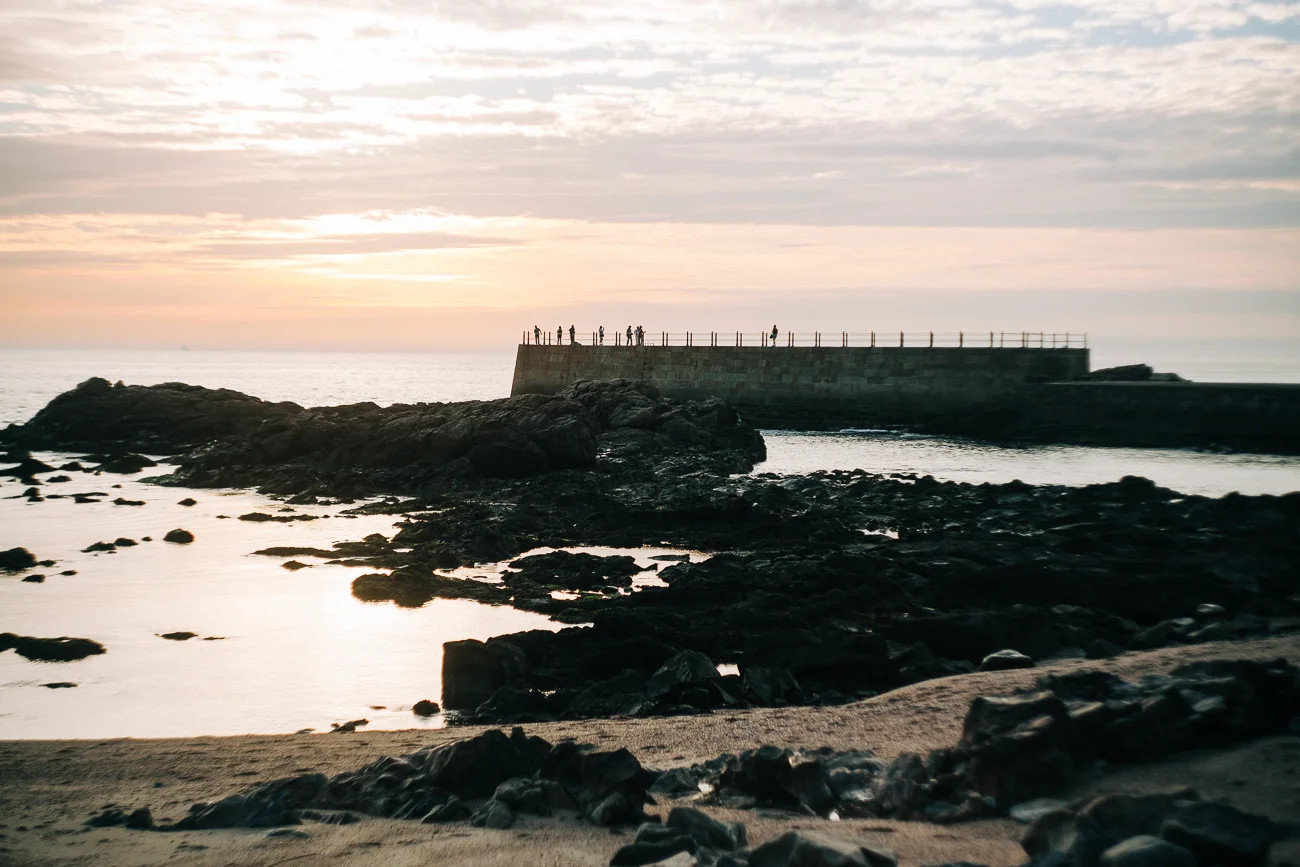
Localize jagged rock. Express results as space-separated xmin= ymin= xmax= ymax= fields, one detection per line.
xmin=470 ymin=799 xmax=515 ymax=829
xmin=421 ymin=797 xmax=471 ymax=823
xmin=665 ymin=806 xmax=747 ymax=851
xmin=960 ymin=690 xmax=1072 ymax=806
xmin=979 ymin=649 xmax=1035 ymax=672
xmin=1160 ymin=801 xmax=1280 ymax=867
xmin=1101 ymin=836 xmax=1196 ymax=867
xmin=176 ymin=774 xmax=327 ymax=829
xmin=648 ymin=650 xmax=721 ymax=696
xmin=441 ymin=639 xmax=527 ymax=710
xmin=22 ymin=573 xmax=45 ymax=583
xmin=1022 ymin=789 xmax=1202 ymax=867
xmin=749 ymin=830 xmax=898 ymax=867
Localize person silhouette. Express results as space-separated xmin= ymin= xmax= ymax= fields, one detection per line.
xmin=770 ymin=324 xmax=779 ymax=346
xmin=626 ymin=325 xmax=633 ymax=346
xmin=533 ymin=325 xmax=540 ymax=344
xmin=568 ymin=324 xmax=576 ymax=345
xmin=557 ymin=325 xmax=562 ymax=344
xmin=599 ymin=325 xmax=605 ymax=345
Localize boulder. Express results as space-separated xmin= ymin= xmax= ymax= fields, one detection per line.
xmin=648 ymin=650 xmax=721 ymax=696
xmin=163 ymin=528 xmax=194 ymax=544
xmin=664 ymin=806 xmax=747 ymax=850
xmin=441 ymin=639 xmax=527 ymax=710
xmin=1160 ymin=801 xmax=1280 ymax=867
xmin=749 ymin=830 xmax=898 ymax=867
xmin=412 ymin=699 xmax=440 ymax=716
xmin=0 ymin=547 xmax=37 ymax=572
xmin=470 ymin=799 xmax=515 ymax=829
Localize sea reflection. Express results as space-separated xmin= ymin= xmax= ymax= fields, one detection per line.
xmin=756 ymin=431 xmax=1300 ymax=497
xmin=0 ymin=454 xmax=557 ymax=739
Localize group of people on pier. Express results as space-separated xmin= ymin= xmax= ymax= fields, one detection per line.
xmin=529 ymin=325 xmax=784 ymax=346
xmin=532 ymin=324 xmax=651 ymax=346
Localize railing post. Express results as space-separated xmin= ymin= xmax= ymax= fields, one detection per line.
xmin=990 ymin=331 xmax=994 ymax=347
xmin=959 ymin=331 xmax=963 ymax=348
xmin=871 ymin=331 xmax=875 ymax=348
xmin=900 ymin=331 xmax=904 ymax=347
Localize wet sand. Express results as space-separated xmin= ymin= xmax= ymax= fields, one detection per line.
xmin=2 ymin=635 xmax=1298 ymax=867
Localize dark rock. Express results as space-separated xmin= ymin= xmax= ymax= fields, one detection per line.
xmin=159 ymin=632 xmax=197 ymax=641
xmin=441 ymin=639 xmax=526 ymax=710
xmin=114 ymin=537 xmax=137 ymax=547
xmin=470 ymin=799 xmax=515 ymax=829
xmin=175 ymin=773 xmax=327 ymax=829
xmin=742 ymin=667 xmax=804 ymax=706
xmin=506 ymin=550 xmax=645 ymax=592
xmin=1161 ymin=801 xmax=1280 ymax=867
xmin=0 ymin=633 xmax=107 ymax=661
xmin=1022 ymin=789 xmax=1201 ymax=867
xmin=979 ymin=649 xmax=1035 ymax=672
xmin=22 ymin=573 xmax=45 ymax=583
xmin=415 ymin=728 xmax=550 ymax=798
xmin=421 ymin=797 xmax=471 ymax=823
xmin=178 ymin=498 xmax=197 ymax=506
xmin=749 ymin=830 xmax=898 ymax=867
xmin=665 ymin=806 xmax=747 ymax=851
xmin=265 ymin=828 xmax=311 ymax=839
xmin=612 ymin=835 xmax=697 ymax=867
xmin=1101 ymin=836 xmax=1196 ymax=867
xmin=648 ymin=650 xmax=720 ymax=696
xmin=96 ymin=454 xmax=158 ymax=474
xmin=0 ymin=547 xmax=38 ymax=572
xmin=589 ymin=792 xmax=632 ymax=825
xmin=83 ymin=540 xmax=117 ymax=553
xmin=412 ymin=699 xmax=440 ymax=716
xmin=960 ymin=690 xmax=1072 ymax=805
xmin=43 ymin=681 xmax=77 ymax=688
xmin=163 ymin=529 xmax=194 ymax=544
xmin=281 ymin=560 xmax=311 ymax=571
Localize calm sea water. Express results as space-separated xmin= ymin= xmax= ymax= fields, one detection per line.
xmin=2 ymin=347 xmax=1298 ymax=739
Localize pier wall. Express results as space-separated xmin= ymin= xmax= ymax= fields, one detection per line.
xmin=1008 ymin=382 xmax=1300 ymax=453
xmin=512 ymin=345 xmax=1089 ymax=423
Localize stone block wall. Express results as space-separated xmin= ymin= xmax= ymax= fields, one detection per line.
xmin=512 ymin=345 xmax=1090 ymax=424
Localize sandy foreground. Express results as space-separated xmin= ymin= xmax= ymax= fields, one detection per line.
xmin=2 ymin=636 xmax=1299 ymax=867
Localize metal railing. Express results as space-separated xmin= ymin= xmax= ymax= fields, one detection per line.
xmin=521 ymin=330 xmax=1087 ymax=348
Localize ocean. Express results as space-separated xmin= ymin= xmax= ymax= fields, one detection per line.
xmin=2 ymin=347 xmax=1298 ymax=739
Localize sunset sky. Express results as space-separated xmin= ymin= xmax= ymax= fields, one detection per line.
xmin=2 ymin=0 xmax=1298 ymax=350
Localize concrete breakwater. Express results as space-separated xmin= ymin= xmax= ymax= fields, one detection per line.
xmin=511 ymin=344 xmax=1300 ymax=452
xmin=511 ymin=344 xmax=1089 ymax=424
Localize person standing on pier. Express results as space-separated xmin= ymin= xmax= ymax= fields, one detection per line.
xmin=599 ymin=325 xmax=605 ymax=345
xmin=533 ymin=325 xmax=540 ymax=344
xmin=557 ymin=325 xmax=562 ymax=344
xmin=770 ymin=324 xmax=779 ymax=346
xmin=569 ymin=324 xmax=576 ymax=345
xmin=626 ymin=325 xmax=633 ymax=346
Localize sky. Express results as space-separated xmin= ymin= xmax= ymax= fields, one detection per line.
xmin=1 ymin=0 xmax=1298 ymax=351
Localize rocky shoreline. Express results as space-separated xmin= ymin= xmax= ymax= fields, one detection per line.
xmin=3 ymin=376 xmax=1299 ymax=866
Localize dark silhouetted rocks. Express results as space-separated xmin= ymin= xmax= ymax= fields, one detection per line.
xmin=0 ymin=633 xmax=106 ymax=661
xmin=0 ymin=547 xmax=37 ymax=572
xmin=163 ymin=528 xmax=194 ymax=543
